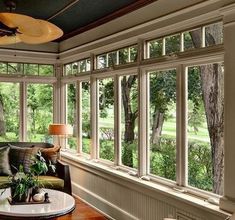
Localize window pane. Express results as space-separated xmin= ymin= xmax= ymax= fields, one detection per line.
xmin=79 ymin=60 xmax=86 ymax=72
xmin=119 ymin=48 xmax=129 ymax=65
xmin=108 ymin=52 xmax=117 ymax=67
xmin=148 ymin=39 xmax=163 ymax=58
xmin=184 ymin=28 xmax=202 ymax=50
xmin=98 ymin=78 xmax=114 ymax=162
xmin=86 ymin=59 xmax=91 ymax=71
xmin=0 ymin=63 xmax=7 ymax=74
xmin=165 ymin=34 xmax=180 ymax=55
xmin=82 ymin=81 xmax=91 ymax=154
xmin=121 ymin=75 xmax=138 ymax=168
xmin=0 ymin=82 xmax=19 ymax=141
xmin=187 ymin=63 xmax=224 ymax=195
xmin=149 ymin=69 xmax=176 ymax=181
xmin=65 ymin=64 xmax=72 ymax=75
xmin=8 ymin=63 xmax=23 ymax=74
xmin=72 ymin=62 xmax=78 ymax=75
xmin=24 ymin=64 xmax=38 ymax=75
xmin=27 ymin=84 xmax=53 ymax=142
xmin=67 ymin=84 xmax=76 ymax=150
xmin=39 ymin=65 xmax=54 ymax=76
xmin=205 ymin=22 xmax=223 ymax=47
xmin=97 ymin=54 xmax=107 ymax=69
xmin=130 ymin=46 xmax=138 ymax=62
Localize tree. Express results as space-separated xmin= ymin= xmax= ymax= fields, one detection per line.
xmin=121 ymin=75 xmax=138 ymax=167
xmin=190 ymin=27 xmax=224 ymax=195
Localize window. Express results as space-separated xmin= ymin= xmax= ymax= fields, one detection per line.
xmin=27 ymin=84 xmax=53 ymax=142
xmin=38 ymin=65 xmax=54 ymax=76
xmin=66 ymin=83 xmax=76 ymax=150
xmin=146 ymin=22 xmax=223 ymax=59
xmin=183 ymin=28 xmax=202 ymax=50
xmin=0 ymin=82 xmax=20 ymax=141
xmin=187 ymin=63 xmax=224 ymax=195
xmin=8 ymin=63 xmax=24 ymax=74
xmin=61 ymin=19 xmax=224 ymax=196
xmin=205 ymin=22 xmax=223 ymax=46
xmin=165 ymin=34 xmax=181 ymax=55
xmin=81 ymin=81 xmax=91 ymax=154
xmin=96 ymin=45 xmax=138 ymax=69
xmin=0 ymin=63 xmax=7 ymax=74
xmin=148 ymin=69 xmax=177 ymax=180
xmin=147 ymin=39 xmax=163 ymax=58
xmin=121 ymin=74 xmax=138 ymax=169
xmin=0 ymin=62 xmax=53 ymax=76
xmin=98 ymin=78 xmax=114 ymax=162
xmin=65 ymin=64 xmax=72 ymax=75
xmin=24 ymin=64 xmax=38 ymax=75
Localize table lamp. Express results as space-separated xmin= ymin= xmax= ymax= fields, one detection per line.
xmin=48 ymin=124 xmax=73 ymax=150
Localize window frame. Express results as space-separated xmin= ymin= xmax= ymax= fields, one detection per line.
xmin=60 ymin=20 xmax=224 ymax=200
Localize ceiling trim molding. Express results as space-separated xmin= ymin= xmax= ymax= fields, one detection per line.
xmin=0 ymin=48 xmax=58 ymax=64
xmin=58 ymin=0 xmax=156 ymax=41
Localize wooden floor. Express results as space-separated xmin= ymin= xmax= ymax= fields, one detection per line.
xmin=54 ymin=197 xmax=109 ymax=220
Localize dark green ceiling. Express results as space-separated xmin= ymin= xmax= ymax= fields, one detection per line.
xmin=0 ymin=0 xmax=154 ymax=41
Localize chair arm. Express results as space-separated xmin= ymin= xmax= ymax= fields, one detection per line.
xmin=56 ymin=160 xmax=72 ymax=195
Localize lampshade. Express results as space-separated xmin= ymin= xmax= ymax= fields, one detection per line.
xmin=48 ymin=124 xmax=73 ymax=136
xmin=0 ymin=1 xmax=63 ymax=45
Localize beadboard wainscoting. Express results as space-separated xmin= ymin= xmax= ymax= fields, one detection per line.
xmin=62 ymin=155 xmax=230 ymax=220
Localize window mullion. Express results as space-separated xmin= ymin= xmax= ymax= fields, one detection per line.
xmin=176 ymin=64 xmax=188 ymax=186
xmin=114 ymin=75 xmax=121 ymax=166
xmin=90 ymin=76 xmax=98 ymax=160
xmin=20 ymin=82 xmax=27 ymax=141
xmin=77 ymin=81 xmax=82 ymax=154
xmin=138 ymin=68 xmax=148 ymax=177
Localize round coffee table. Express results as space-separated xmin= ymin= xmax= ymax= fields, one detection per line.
xmin=0 ymin=188 xmax=75 ymax=219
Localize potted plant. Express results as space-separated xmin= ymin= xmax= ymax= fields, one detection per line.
xmin=30 ymin=151 xmax=55 ymax=196
xmin=9 ymin=165 xmax=35 ymax=202
xmin=5 ymin=151 xmax=55 ymax=203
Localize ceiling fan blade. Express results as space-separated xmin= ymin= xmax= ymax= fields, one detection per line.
xmin=0 ymin=35 xmax=21 ymax=45
xmin=0 ymin=13 xmax=43 ymax=37
xmin=19 ymin=20 xmax=63 ymax=44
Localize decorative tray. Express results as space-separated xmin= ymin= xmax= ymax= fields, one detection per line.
xmin=8 ymin=198 xmax=50 ymax=205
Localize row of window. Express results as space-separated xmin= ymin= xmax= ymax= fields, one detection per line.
xmin=64 ymin=21 xmax=223 ymax=75
xmin=64 ymin=58 xmax=91 ymax=76
xmin=0 ymin=83 xmax=53 ymax=142
xmin=147 ymin=22 xmax=223 ymax=58
xmin=0 ymin=20 xmax=224 ymax=198
xmin=65 ymin=62 xmax=224 ymax=196
xmin=0 ymin=63 xmax=54 ymax=76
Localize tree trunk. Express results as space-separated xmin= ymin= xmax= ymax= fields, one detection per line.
xmin=121 ymin=75 xmax=137 ymax=167
xmin=151 ymin=109 xmax=164 ymax=145
xmin=200 ymin=64 xmax=224 ymax=195
xmin=191 ymin=27 xmax=224 ymax=195
xmin=0 ymin=95 xmax=5 ymax=135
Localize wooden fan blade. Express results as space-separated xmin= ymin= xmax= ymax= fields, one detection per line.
xmin=0 ymin=13 xmax=43 ymax=37
xmin=19 ymin=20 xmax=63 ymax=44
xmin=0 ymin=35 xmax=21 ymax=45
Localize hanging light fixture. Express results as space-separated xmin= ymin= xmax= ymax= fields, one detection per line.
xmin=0 ymin=0 xmax=63 ymax=45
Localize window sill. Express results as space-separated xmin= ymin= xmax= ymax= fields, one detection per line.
xmin=61 ymin=151 xmax=231 ymax=218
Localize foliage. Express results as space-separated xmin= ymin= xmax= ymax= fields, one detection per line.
xmin=100 ymin=140 xmax=114 ymax=161
xmin=8 ymin=165 xmax=35 ymax=201
xmin=4 ymin=152 xmax=55 ymax=201
xmin=150 ymin=138 xmax=176 ymax=180
xmin=188 ymin=141 xmax=213 ymax=191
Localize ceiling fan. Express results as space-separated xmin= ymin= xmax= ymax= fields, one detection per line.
xmin=0 ymin=0 xmax=63 ymax=45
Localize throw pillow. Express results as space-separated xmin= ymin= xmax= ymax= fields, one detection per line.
xmin=8 ymin=144 xmax=39 ymax=174
xmin=0 ymin=146 xmax=12 ymax=176
xmin=39 ymin=145 xmax=60 ymax=175
xmin=40 ymin=145 xmax=61 ymax=164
